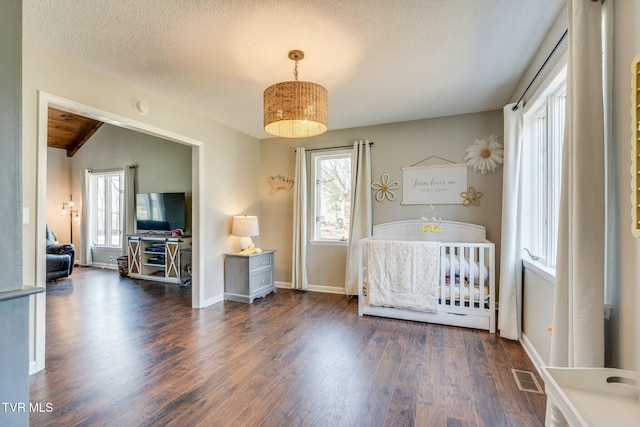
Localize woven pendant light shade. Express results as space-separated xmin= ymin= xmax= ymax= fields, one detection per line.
xmin=263 ymin=50 xmax=328 ymax=138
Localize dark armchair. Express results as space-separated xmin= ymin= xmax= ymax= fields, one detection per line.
xmin=46 ymin=225 xmax=75 ymax=281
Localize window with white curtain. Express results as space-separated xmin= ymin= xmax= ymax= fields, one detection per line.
xmin=521 ymin=72 xmax=566 ymax=270
xmin=89 ymin=170 xmax=124 ymax=247
xmin=310 ymin=149 xmax=352 ymax=243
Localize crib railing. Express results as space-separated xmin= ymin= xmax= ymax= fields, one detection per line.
xmin=439 ymin=243 xmax=494 ymax=310
xmin=358 ymin=238 xmax=495 ymax=315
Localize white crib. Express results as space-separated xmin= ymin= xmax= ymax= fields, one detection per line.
xmin=358 ymin=219 xmax=496 ymax=333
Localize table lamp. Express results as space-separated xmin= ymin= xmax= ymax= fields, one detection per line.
xmin=231 ymin=215 xmax=259 ymax=251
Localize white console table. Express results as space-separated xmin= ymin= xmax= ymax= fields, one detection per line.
xmin=541 ymin=367 xmax=639 ymax=427
xmin=127 ymin=234 xmax=191 ymax=284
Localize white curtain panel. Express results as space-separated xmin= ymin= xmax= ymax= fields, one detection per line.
xmin=498 ymin=103 xmax=523 ymax=340
xmin=550 ymin=0 xmax=605 ymax=369
xmin=547 ymin=4 xmax=605 ymax=424
xmin=81 ymin=169 xmax=92 ymax=266
xmin=122 ymin=165 xmax=136 ymax=256
xmin=291 ymin=148 xmax=308 ymax=290
xmin=344 ymin=140 xmax=372 ymax=296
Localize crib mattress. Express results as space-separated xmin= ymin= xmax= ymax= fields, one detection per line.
xmin=363 ymin=279 xmax=490 ymax=304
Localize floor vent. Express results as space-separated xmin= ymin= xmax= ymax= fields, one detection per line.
xmin=512 ymin=369 xmax=544 ymax=394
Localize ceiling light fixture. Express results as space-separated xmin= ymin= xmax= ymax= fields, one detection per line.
xmin=264 ymin=50 xmax=328 ymax=138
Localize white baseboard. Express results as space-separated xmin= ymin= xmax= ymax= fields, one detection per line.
xmin=521 ymin=333 xmax=546 ymax=377
xmin=91 ymin=262 xmax=118 ymax=270
xmin=307 ymin=284 xmax=345 ymax=294
xmin=275 ymin=281 xmax=345 ymax=295
xmin=201 ymin=294 xmax=223 ymax=308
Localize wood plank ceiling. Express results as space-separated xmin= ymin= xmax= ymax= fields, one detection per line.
xmin=47 ymin=107 xmax=103 ymax=157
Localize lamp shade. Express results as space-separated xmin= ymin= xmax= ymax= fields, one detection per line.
xmin=264 ymin=80 xmax=328 ymax=138
xmin=231 ymin=215 xmax=259 ymax=237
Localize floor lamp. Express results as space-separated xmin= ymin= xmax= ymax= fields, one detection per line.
xmin=61 ymin=195 xmax=79 ymax=243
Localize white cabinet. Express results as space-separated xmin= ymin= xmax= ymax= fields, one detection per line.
xmin=127 ymin=235 xmax=191 ymax=284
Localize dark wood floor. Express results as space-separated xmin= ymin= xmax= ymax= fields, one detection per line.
xmin=30 ymin=267 xmax=546 ymax=427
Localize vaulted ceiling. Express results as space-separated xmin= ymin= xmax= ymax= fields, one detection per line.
xmin=24 ymin=0 xmax=565 ymax=140
xmin=47 ymin=107 xmax=103 ymax=157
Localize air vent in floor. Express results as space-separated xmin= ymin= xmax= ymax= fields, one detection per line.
xmin=511 ymin=369 xmax=544 ymax=394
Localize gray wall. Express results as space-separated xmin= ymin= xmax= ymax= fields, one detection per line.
xmin=0 ymin=1 xmax=30 ymax=426
xmin=0 ymin=0 xmax=22 ymax=293
xmin=260 ymin=110 xmax=504 ymax=291
xmin=68 ymin=122 xmax=192 ymax=198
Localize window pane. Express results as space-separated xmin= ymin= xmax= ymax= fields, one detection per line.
xmin=313 ymin=152 xmax=351 ymax=241
xmin=548 ymin=85 xmax=566 ymax=267
xmin=96 ymin=176 xmax=106 ymax=245
xmin=110 ymin=176 xmax=121 ymax=246
xmin=90 ymin=171 xmax=123 ymax=248
xmin=521 ymin=75 xmax=566 ymax=269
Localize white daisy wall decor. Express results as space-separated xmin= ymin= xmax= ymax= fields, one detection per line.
xmin=371 ymin=173 xmax=399 ymax=201
xmin=464 ymin=135 xmax=504 ymax=175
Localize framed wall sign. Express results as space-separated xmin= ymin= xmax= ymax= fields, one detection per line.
xmin=401 ymin=163 xmax=468 ymax=205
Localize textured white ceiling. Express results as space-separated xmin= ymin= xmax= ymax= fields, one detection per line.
xmin=23 ymin=0 xmax=565 ymax=139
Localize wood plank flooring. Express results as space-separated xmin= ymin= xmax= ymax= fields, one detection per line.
xmin=30 ymin=267 xmax=546 ymax=426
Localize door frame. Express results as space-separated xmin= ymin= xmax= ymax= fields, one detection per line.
xmin=33 ymin=91 xmax=205 ymax=373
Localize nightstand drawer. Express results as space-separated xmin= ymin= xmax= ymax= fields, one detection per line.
xmin=250 ymin=269 xmax=273 ymax=291
xmin=249 ymin=253 xmax=272 ymax=272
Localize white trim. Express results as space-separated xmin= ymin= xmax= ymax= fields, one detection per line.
xmin=521 ymin=333 xmax=546 ymax=378
xmin=523 ymin=52 xmax=568 ymax=115
xmin=308 ymin=284 xmax=345 ymax=294
xmin=33 ymin=91 xmax=206 ymax=373
xmin=309 ymin=240 xmax=348 ymax=247
xmin=275 ymin=281 xmax=346 ymax=295
xmin=91 ymin=263 xmax=118 ymax=270
xmin=522 ymin=258 xmax=556 ymax=284
xmin=202 ymin=294 xmax=224 ymax=308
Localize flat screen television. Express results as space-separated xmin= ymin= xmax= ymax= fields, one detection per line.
xmin=136 ymin=192 xmax=186 ymax=233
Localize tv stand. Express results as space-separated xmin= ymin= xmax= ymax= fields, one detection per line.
xmin=127 ymin=234 xmax=191 ymax=284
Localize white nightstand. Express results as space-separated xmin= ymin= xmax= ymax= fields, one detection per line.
xmin=224 ymin=250 xmax=276 ymax=303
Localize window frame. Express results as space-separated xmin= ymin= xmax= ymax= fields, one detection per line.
xmin=521 ymin=61 xmax=567 ymax=273
xmin=309 ymin=148 xmax=352 ymax=246
xmin=89 ymin=170 xmax=124 ymax=249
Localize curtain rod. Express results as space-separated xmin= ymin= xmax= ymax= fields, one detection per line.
xmin=296 ymin=142 xmax=374 ymax=153
xmin=87 ymin=167 xmax=125 ymax=173
xmin=512 ymin=29 xmax=568 ymax=111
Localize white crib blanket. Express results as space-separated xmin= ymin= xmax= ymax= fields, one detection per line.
xmin=366 ymin=240 xmax=440 ymax=313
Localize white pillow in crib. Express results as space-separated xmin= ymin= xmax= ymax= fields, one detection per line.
xmin=440 ymin=254 xmax=488 ymax=283
xmin=440 ymin=254 xmax=460 ymax=274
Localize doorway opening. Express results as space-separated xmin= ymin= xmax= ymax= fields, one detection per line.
xmin=33 ymin=91 xmax=204 ymax=373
